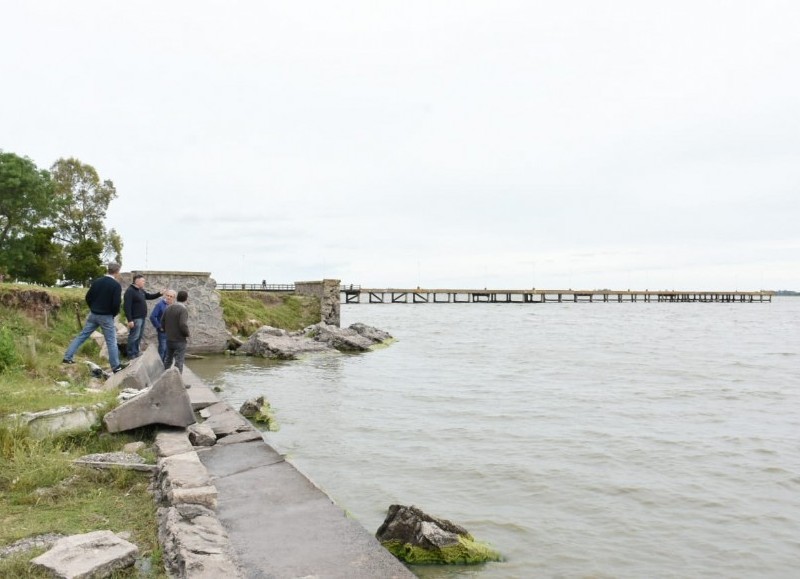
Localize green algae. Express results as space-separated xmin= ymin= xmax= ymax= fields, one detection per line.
xmin=381 ymin=535 xmax=502 ymax=565
xmin=252 ymin=401 xmax=279 ymax=432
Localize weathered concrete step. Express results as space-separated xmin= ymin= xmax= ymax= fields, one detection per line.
xmin=198 ymin=439 xmax=415 ymax=578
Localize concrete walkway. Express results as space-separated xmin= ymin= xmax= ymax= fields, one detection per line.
xmin=183 ymin=367 xmax=415 ymax=578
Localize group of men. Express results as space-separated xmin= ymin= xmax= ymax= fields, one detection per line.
xmin=62 ymin=263 xmax=191 ymax=375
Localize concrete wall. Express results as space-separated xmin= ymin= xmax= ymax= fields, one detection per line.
xmin=294 ymin=279 xmax=340 ymax=326
xmin=121 ymin=271 xmax=229 ymax=354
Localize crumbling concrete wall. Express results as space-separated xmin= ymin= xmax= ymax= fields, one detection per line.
xmin=294 ymin=279 xmax=340 ymax=327
xmin=121 ymin=271 xmax=229 ymax=354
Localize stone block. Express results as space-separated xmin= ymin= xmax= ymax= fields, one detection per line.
xmin=155 ymin=430 xmax=194 ymax=457
xmin=18 ymin=405 xmax=100 ymax=438
xmin=31 ymin=530 xmax=138 ymax=578
xmin=159 ymin=451 xmax=212 ymax=493
xmin=103 ymin=368 xmax=195 ymax=433
xmin=169 ymin=485 xmax=218 ymax=510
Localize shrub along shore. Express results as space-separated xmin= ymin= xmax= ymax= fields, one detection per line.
xmin=0 ymin=283 xmax=318 ymax=577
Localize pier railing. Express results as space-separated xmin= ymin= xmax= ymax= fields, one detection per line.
xmin=216 ymin=284 xmax=775 ymax=304
xmin=340 ymin=288 xmax=775 ymax=304
xmin=217 ymin=283 xmax=296 ymax=291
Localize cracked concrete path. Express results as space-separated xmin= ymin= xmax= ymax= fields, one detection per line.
xmin=184 ymin=367 xmax=415 ymax=578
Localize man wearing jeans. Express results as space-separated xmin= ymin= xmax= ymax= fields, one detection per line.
xmin=123 ymin=274 xmax=162 ymax=359
xmin=63 ymin=263 xmax=126 ymax=373
xmin=149 ymin=289 xmax=176 ymax=363
xmin=163 ymin=290 xmax=190 ymax=375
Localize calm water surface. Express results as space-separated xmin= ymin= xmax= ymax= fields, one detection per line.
xmin=190 ymin=299 xmax=800 ymax=578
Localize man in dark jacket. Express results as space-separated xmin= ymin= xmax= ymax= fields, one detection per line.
xmin=123 ymin=274 xmax=162 ymax=359
xmin=63 ymin=263 xmax=127 ymax=373
xmin=163 ymin=289 xmax=190 ymax=374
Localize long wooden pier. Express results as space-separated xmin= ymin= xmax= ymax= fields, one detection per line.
xmin=341 ymin=288 xmax=774 ymax=304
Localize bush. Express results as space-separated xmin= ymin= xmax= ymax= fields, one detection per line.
xmin=0 ymin=326 xmax=21 ymax=373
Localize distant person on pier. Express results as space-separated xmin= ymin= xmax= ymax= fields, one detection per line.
xmin=123 ymin=274 xmax=163 ymax=359
xmin=163 ymin=290 xmax=190 ymax=376
xmin=261 ymin=279 xmax=266 ymax=289
xmin=149 ymin=289 xmax=176 ymax=363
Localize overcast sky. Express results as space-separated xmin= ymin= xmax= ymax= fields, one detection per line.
xmin=3 ymin=1 xmax=799 ymax=290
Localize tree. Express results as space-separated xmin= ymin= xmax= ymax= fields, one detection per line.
xmin=0 ymin=151 xmax=54 ymax=275
xmin=6 ymin=227 xmax=64 ymax=286
xmin=63 ymin=238 xmax=104 ymax=286
xmin=104 ymin=227 xmax=124 ymax=265
xmin=50 ymin=157 xmax=118 ymax=261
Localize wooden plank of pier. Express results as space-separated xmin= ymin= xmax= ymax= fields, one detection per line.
xmin=341 ymin=288 xmax=775 ymax=304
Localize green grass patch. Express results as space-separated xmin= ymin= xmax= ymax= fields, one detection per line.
xmin=0 ymin=425 xmax=164 ymax=577
xmin=0 ymin=284 xmax=167 ymax=576
xmin=219 ymin=291 xmax=320 ymax=336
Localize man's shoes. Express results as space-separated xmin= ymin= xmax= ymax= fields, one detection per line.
xmin=112 ymin=361 xmax=130 ymax=374
xmin=62 ymin=358 xmax=75 ymax=364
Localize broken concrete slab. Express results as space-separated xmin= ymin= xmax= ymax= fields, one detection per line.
xmin=104 ymin=346 xmax=165 ymax=391
xmin=103 ymin=368 xmax=195 ymax=433
xmin=214 ymin=429 xmax=263 ymax=446
xmin=31 ymin=530 xmax=138 ymax=578
xmin=16 ymin=405 xmax=101 ymax=438
xmin=154 ymin=430 xmax=194 ymax=457
xmin=199 ymin=402 xmax=253 ymax=438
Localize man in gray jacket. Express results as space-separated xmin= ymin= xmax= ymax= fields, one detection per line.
xmin=163 ymin=290 xmax=190 ymax=374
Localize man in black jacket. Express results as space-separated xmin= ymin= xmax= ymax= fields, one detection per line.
xmin=63 ymin=263 xmax=127 ymax=373
xmin=123 ymin=274 xmax=162 ymax=359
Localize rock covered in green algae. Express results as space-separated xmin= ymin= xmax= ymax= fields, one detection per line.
xmin=376 ymin=504 xmax=501 ymax=565
xmin=239 ymin=395 xmax=279 ymax=431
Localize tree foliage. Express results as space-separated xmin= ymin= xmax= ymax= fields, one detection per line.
xmin=0 ymin=151 xmax=54 ymax=275
xmin=0 ymin=152 xmax=124 ymax=284
xmin=5 ymin=227 xmax=64 ymax=286
xmin=50 ymin=157 xmax=117 ymax=247
xmin=63 ymin=239 xmax=105 ymax=286
xmin=104 ymin=227 xmax=124 ymax=265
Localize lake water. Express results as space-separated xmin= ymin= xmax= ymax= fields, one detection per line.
xmin=189 ymin=298 xmax=800 ymax=578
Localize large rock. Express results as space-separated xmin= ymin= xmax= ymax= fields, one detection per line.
xmin=376 ymin=505 xmax=501 ymax=565
xmin=306 ymin=322 xmax=376 ymax=352
xmin=103 ymin=368 xmax=195 ymax=433
xmin=31 ymin=530 xmax=138 ymax=578
xmin=238 ymin=326 xmax=329 ymax=359
xmin=238 ymin=322 xmax=393 ymax=358
xmin=349 ymin=322 xmax=393 ymax=343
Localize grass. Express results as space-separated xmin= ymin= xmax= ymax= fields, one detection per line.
xmin=219 ymin=291 xmax=320 ymax=336
xmin=0 ymin=299 xmax=118 ymax=416
xmin=0 ymin=284 xmax=174 ymax=577
xmin=0 ymin=424 xmax=165 ymax=577
xmin=0 ymin=282 xmax=324 ymax=576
